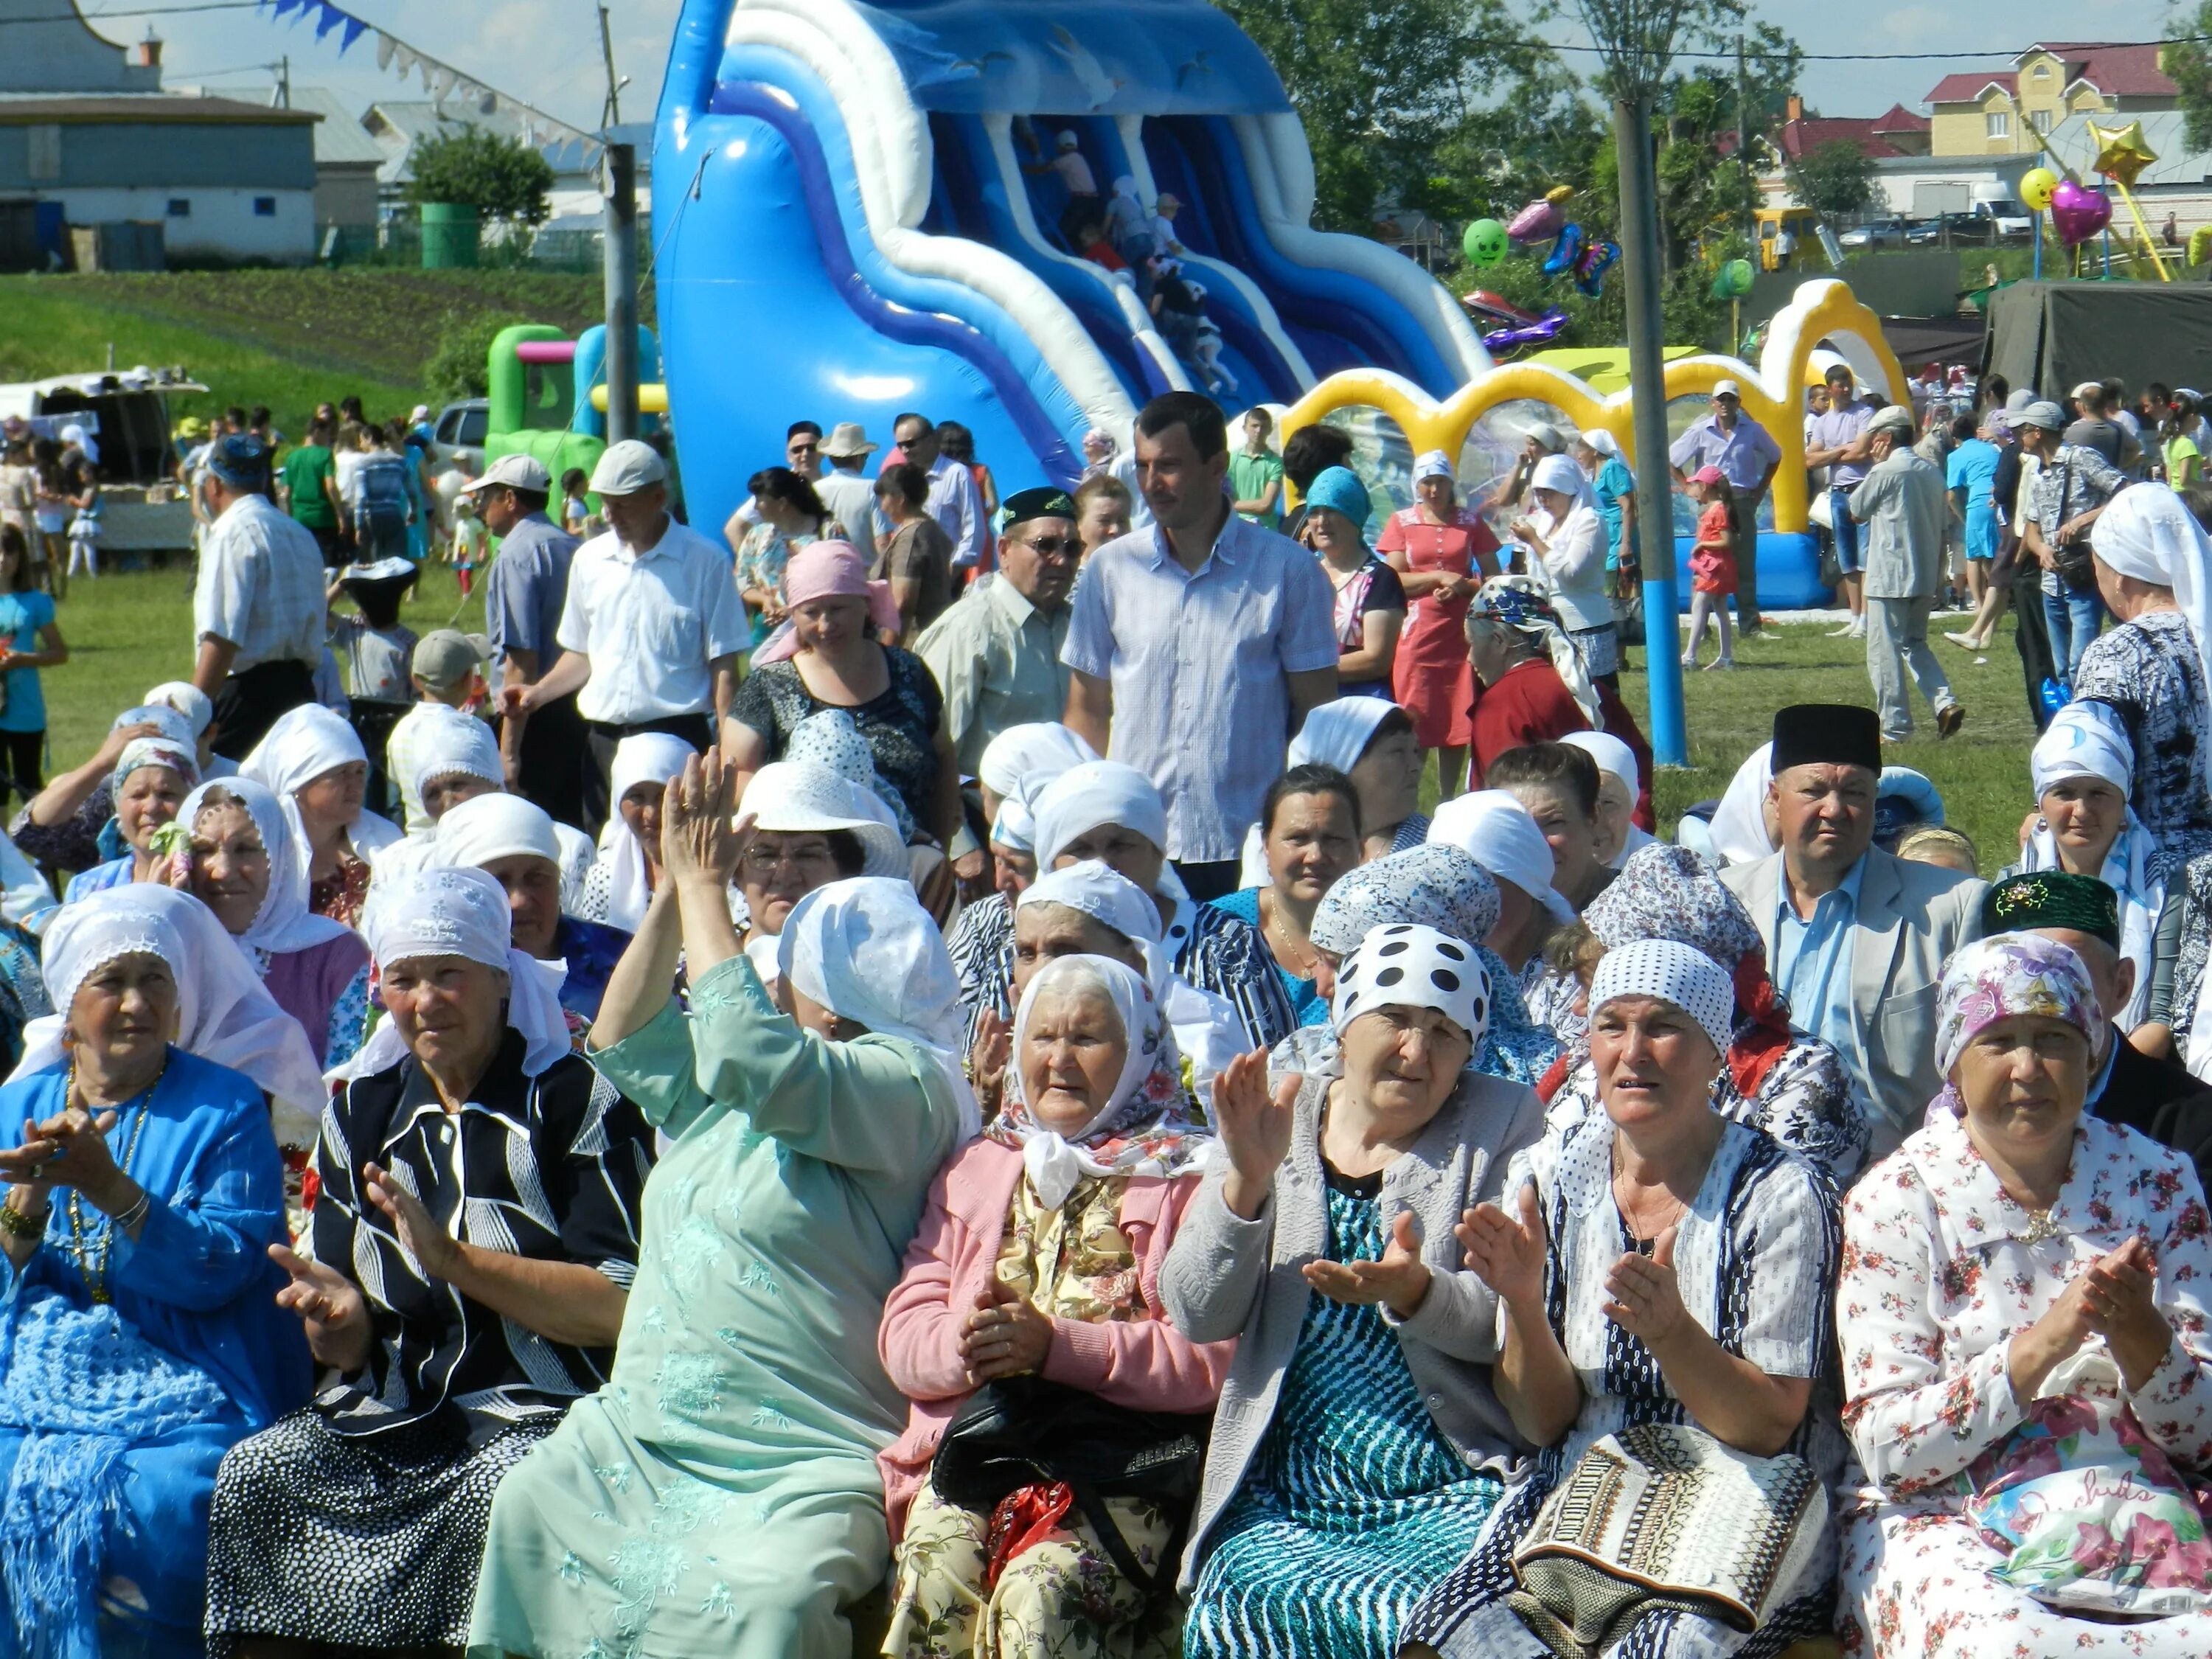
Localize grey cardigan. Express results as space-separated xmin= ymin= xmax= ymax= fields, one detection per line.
xmin=1158 ymin=1066 xmax=1545 ymax=1589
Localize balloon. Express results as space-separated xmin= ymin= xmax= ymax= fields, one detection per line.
xmin=1460 ymin=288 xmax=1539 ymax=327
xmin=2049 ymin=178 xmax=2113 ymax=247
xmin=1722 ymin=257 xmax=1755 ymax=297
xmin=1507 ymin=198 xmax=1565 ymax=243
xmin=2019 ymin=167 xmax=2059 ymax=212
xmin=2088 ymin=120 xmax=2157 ymax=189
xmin=1574 ymin=239 xmax=1618 ymax=297
xmin=2191 ymin=224 xmax=2212 ymax=268
xmin=1541 ymin=223 xmax=1586 ymax=278
xmin=1463 ymin=218 xmax=1509 ymax=267
xmin=1481 ymin=308 xmax=1570 ymax=354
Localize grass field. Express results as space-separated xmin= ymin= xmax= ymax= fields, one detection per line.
xmin=38 ymin=570 xmax=2035 ymax=876
xmin=0 ymin=270 xmax=613 ymax=437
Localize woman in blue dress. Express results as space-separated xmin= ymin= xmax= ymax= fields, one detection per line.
xmin=0 ymin=884 xmax=319 ymax=1658
xmin=1161 ymin=924 xmax=1547 ymax=1658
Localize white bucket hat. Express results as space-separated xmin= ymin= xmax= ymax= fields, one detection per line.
xmin=740 ymin=761 xmax=909 ymax=880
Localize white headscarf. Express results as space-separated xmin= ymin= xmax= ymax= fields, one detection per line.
xmin=240 ymin=703 xmax=402 ymax=856
xmin=336 ymin=866 xmax=571 ymax=1082
xmin=142 ymin=681 xmax=212 ymax=741
xmin=408 ymin=708 xmax=503 ymax=811
xmin=1290 ymin=698 xmax=1397 ymax=773
xmin=2093 ymin=484 xmax=2212 ymax=685
xmin=992 ymin=954 xmax=1208 ymax=1208
xmin=178 ymin=777 xmax=355 ymax=960
xmin=1578 ymin=429 xmax=1622 ymax=460
xmin=1706 ymin=742 xmax=1777 ymax=867
xmin=776 ymin=876 xmax=980 ymax=1140
xmin=10 ymin=885 xmax=328 ymax=1149
xmin=2022 ymin=701 xmax=2162 ymax=1029
xmin=977 ymin=722 xmax=1099 ymax=803
xmin=1030 ymin=761 xmax=1169 ymax=870
xmin=1588 ymin=937 xmax=1736 ymax=1057
xmin=1530 ymin=450 xmax=1600 ymax=521
xmin=991 ymin=793 xmax=1035 ymax=855
xmin=1017 ymin=859 xmax=1162 ymax=947
xmin=593 ymin=732 xmax=696 ymax=931
xmin=434 ymin=791 xmax=563 ymax=872
xmin=1426 ymin=790 xmax=1576 ymax=925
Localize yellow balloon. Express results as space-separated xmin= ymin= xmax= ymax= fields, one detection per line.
xmin=2020 ymin=167 xmax=2059 ymax=212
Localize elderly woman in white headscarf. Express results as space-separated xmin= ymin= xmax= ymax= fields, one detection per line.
xmin=1167 ymin=922 xmax=1545 ymax=1659
xmin=240 ymin=703 xmax=401 ymax=928
xmin=204 ymin=866 xmax=654 ymax=1659
xmin=166 ymin=776 xmax=372 ymax=1075
xmin=956 ymin=759 xmax=1293 ymax=1053
xmin=0 ymin=885 xmax=319 ymax=1656
xmin=143 ymin=678 xmax=232 ymax=782
xmin=574 ymin=731 xmax=696 ymax=931
xmin=1509 ymin=451 xmax=1616 ymax=682
xmin=1562 ymin=728 xmax=1653 ymax=869
xmin=878 ymin=951 xmax=1229 ymax=1658
xmin=1409 ymin=938 xmax=1844 ymax=1659
xmin=468 ymin=753 xmax=970 ymax=1659
xmin=2002 ymin=701 xmax=2170 ymax=1036
xmin=10 ymin=703 xmax=200 ymax=901
xmin=358 ymin=704 xmax=508 ymax=886
xmin=434 ymin=792 xmax=635 ymax=1026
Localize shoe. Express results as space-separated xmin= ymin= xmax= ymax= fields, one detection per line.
xmin=1973 ymin=655 xmax=1989 ymax=667
xmin=1826 ymin=622 xmax=1857 ymax=637
xmin=1944 ymin=631 xmax=1981 ymax=650
xmin=1705 ymin=657 xmax=1734 ymax=671
xmin=1849 ymin=622 xmax=1866 ymax=639
xmin=1936 ymin=703 xmax=1966 ymax=740
xmin=1679 ymin=653 xmax=1697 ymax=668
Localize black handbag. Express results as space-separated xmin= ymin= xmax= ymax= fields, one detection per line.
xmin=930 ymin=1373 xmax=1211 ymax=1597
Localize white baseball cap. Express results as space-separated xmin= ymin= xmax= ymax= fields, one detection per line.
xmin=1425 ymin=790 xmax=1577 ymax=927
xmin=1712 ymin=378 xmax=1743 ymax=400
xmin=588 ymin=439 xmax=668 ymax=497
xmin=1056 ymin=129 xmax=1079 ymax=150
xmin=462 ymin=453 xmax=553 ymax=495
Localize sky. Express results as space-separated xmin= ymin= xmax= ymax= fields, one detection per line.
xmin=102 ymin=0 xmax=2175 ymax=146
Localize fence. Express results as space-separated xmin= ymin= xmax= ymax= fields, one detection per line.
xmin=316 ymin=218 xmax=649 ymax=274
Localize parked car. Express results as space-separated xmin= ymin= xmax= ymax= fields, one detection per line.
xmin=428 ymin=398 xmax=489 ymax=476
xmin=1905 ymin=214 xmax=1996 ymax=248
xmin=1972 ymin=198 xmax=2033 ymax=239
xmin=1840 ymin=215 xmax=1906 ymax=251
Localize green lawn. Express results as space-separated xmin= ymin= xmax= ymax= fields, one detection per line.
xmin=41 ymin=572 xmax=2034 ymax=877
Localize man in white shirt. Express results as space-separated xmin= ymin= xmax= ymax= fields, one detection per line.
xmin=1023 ymin=130 xmax=1100 ymax=248
xmin=189 ymin=434 xmax=328 ymax=758
xmin=889 ymin=414 xmax=987 ymax=572
xmin=813 ymin=422 xmax=883 ymax=550
xmin=506 ymin=439 xmax=750 ymax=836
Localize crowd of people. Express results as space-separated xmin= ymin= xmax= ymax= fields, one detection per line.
xmin=5 ymin=369 xmax=2212 ymax=1659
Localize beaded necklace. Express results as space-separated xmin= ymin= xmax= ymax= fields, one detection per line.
xmin=63 ymin=1048 xmax=167 ymax=1304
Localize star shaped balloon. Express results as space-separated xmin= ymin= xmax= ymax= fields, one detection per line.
xmin=2088 ymin=120 xmax=2157 ymax=189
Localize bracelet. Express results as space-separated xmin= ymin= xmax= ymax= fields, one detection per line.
xmin=0 ymin=1196 xmax=48 ymax=1239
xmin=111 ymin=1190 xmax=153 ymax=1234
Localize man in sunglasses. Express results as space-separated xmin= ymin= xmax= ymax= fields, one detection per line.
xmin=916 ymin=486 xmax=1084 ymax=894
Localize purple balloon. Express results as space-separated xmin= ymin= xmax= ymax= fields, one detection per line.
xmin=1482 ymin=309 xmax=1571 ymax=352
xmin=2048 ymin=179 xmax=2112 ymax=247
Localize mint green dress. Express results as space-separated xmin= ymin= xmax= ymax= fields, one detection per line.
xmin=465 ymin=953 xmax=961 ymax=1659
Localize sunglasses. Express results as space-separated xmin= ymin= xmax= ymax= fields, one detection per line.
xmin=1022 ymin=535 xmax=1080 ymax=557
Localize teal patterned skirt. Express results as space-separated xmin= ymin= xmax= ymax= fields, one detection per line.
xmin=1184 ymin=1183 xmax=1503 ymax=1658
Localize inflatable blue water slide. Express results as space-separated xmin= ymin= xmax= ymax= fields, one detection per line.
xmin=653 ymin=0 xmax=1492 ymax=535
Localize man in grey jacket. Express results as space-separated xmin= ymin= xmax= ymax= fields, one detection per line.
xmin=1851 ymin=404 xmax=1964 ymax=742
xmin=1720 ymin=703 xmax=1985 ymax=1160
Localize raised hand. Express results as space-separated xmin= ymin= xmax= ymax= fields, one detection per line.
xmin=1304 ymin=1208 xmax=1432 ymax=1318
xmin=269 ymin=1242 xmax=373 ymax=1371
xmin=0 ymin=1107 xmax=123 ymax=1206
xmin=362 ymin=1161 xmax=460 ymax=1280
xmin=660 ymin=752 xmax=748 ymax=888
xmin=1458 ymin=1180 xmax=1548 ymax=1308
xmin=2081 ymin=1236 xmax=2175 ymax=1391
xmin=957 ymin=1276 xmax=1054 ymax=1384
xmin=1213 ymin=1051 xmax=1297 ymax=1220
xmin=1603 ymin=1225 xmax=1691 ymax=1351
xmin=968 ymin=1007 xmax=1011 ymax=1120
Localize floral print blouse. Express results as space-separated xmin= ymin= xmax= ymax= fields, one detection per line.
xmin=1839 ymin=1107 xmax=2212 ymax=1505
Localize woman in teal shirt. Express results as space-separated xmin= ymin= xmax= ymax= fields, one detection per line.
xmin=0 ymin=526 xmax=66 ymax=795
xmin=469 ymin=754 xmax=970 ymax=1659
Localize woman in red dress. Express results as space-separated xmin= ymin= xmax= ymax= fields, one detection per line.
xmin=1377 ymin=450 xmax=1500 ymax=800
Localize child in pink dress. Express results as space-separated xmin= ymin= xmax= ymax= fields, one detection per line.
xmin=1680 ymin=465 xmax=1738 ymax=671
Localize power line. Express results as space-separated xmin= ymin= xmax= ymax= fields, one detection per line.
xmin=2 ymin=0 xmax=265 ymax=22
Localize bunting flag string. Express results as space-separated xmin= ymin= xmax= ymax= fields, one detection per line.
xmin=253 ymin=0 xmax=597 ymax=160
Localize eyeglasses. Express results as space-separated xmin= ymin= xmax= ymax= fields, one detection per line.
xmin=1020 ymin=536 xmax=1079 ymax=558
xmin=742 ymin=844 xmax=836 ymax=874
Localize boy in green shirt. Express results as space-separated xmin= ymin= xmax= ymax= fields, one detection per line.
xmin=1228 ymin=406 xmax=1285 ymax=529
xmin=278 ymin=416 xmax=344 ymax=565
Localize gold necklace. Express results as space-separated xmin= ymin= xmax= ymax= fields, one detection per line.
xmin=1260 ymin=888 xmax=1321 ymax=978
xmin=63 ymin=1048 xmax=167 ymax=1305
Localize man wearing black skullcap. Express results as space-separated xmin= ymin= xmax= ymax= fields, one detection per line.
xmin=1722 ymin=703 xmax=1986 ymax=1159
xmin=915 ymin=484 xmax=1083 ymax=896
xmin=1983 ymin=871 xmax=2212 ymax=1191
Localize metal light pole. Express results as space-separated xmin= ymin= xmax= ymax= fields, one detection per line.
xmin=602 ymin=141 xmax=640 ymax=446
xmin=1614 ymin=90 xmax=1687 ymax=766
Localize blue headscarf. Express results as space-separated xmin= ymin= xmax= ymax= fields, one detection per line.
xmin=1304 ymin=465 xmax=1371 ymax=530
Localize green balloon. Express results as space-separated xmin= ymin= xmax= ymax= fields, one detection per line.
xmin=1722 ymin=257 xmax=1756 ymax=297
xmin=1463 ymin=218 xmax=1509 ymax=267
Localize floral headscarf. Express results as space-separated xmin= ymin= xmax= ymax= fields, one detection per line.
xmin=1935 ymin=931 xmax=2106 ymax=1085
xmin=1582 ymin=843 xmax=1793 ymax=1097
xmin=1468 ymin=573 xmax=1601 ymax=723
xmin=985 ymin=954 xmax=1210 ymax=1208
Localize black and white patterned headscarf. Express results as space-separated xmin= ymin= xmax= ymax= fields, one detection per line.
xmin=1331 ymin=923 xmax=1492 ymax=1051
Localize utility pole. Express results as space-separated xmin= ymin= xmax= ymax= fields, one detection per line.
xmin=602 ymin=141 xmax=639 ymax=445
xmin=597 ymin=4 xmax=622 ymax=130
xmin=279 ymin=54 xmax=290 ymax=109
xmin=1736 ymin=32 xmax=1753 ymax=248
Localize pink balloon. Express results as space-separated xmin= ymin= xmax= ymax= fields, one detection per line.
xmin=1506 ymin=199 xmax=1565 ymax=243
xmin=2048 ymin=179 xmax=2113 ymax=247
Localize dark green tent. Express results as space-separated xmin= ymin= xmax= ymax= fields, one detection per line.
xmin=1979 ymin=280 xmax=2212 ymax=400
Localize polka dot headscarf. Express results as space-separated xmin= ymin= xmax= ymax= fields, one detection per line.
xmin=1587 ymin=937 xmax=1735 ymax=1056
xmin=1330 ymin=922 xmax=1492 ymax=1051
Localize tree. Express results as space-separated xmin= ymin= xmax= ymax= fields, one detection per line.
xmin=1791 ymin=136 xmax=1877 ymax=218
xmin=2169 ymin=1 xmax=2212 ymax=153
xmin=404 ymin=127 xmax=554 ymax=224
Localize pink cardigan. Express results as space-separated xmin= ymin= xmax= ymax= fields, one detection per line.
xmin=876 ymin=1135 xmax=1234 ymax=1541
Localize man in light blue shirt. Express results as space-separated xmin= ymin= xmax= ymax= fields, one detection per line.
xmin=1062 ymin=392 xmax=1338 ymax=900
xmin=1722 ymin=703 xmax=1986 ymax=1158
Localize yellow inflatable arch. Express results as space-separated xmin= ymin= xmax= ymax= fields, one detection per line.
xmin=1275 ymin=279 xmax=1908 ymax=536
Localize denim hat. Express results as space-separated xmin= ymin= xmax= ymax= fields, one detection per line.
xmin=206 ymin=433 xmax=269 ymax=487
